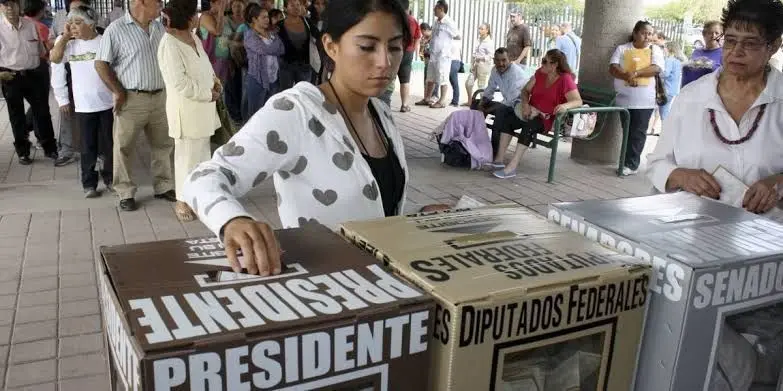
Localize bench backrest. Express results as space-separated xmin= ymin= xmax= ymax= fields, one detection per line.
xmin=578 ymin=85 xmax=616 ymax=107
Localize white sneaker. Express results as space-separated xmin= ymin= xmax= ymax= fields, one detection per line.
xmin=622 ymin=167 xmax=639 ymax=176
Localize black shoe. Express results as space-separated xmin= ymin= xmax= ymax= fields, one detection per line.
xmin=18 ymin=156 xmax=32 ymax=165
xmin=119 ymin=198 xmax=137 ymax=211
xmin=45 ymin=151 xmax=58 ymax=160
xmin=154 ymin=190 xmax=177 ymax=202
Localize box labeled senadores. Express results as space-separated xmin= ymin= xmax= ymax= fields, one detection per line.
xmin=97 ymin=223 xmax=434 ymax=390
xmin=341 ymin=206 xmax=651 ymax=391
xmin=549 ymin=193 xmax=783 ymax=391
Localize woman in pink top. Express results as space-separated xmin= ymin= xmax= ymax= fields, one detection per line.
xmin=494 ymin=49 xmax=583 ymax=178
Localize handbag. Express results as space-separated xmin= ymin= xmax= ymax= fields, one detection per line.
xmin=655 ymin=74 xmax=668 ymax=106
xmin=562 ymin=106 xmax=598 ymax=139
xmin=439 ymin=140 xmax=471 ymax=168
xmin=211 ymin=96 xmax=238 ymax=147
xmin=458 ymin=61 xmax=465 ymax=73
xmin=648 ymin=46 xmax=668 ymax=106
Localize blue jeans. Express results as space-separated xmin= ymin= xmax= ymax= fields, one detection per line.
xmin=279 ymin=63 xmax=313 ymax=90
xmin=658 ymin=94 xmax=675 ymax=120
xmin=449 ymin=60 xmax=460 ymax=105
xmin=245 ymin=75 xmax=279 ymax=121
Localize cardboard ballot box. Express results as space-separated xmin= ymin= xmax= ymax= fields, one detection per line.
xmin=548 ymin=193 xmax=783 ymax=391
xmin=340 ymin=206 xmax=651 ymax=391
xmin=96 ymin=224 xmax=434 ymax=391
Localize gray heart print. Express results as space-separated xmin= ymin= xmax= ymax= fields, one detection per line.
xmin=219 ymin=167 xmax=237 ymax=186
xmin=290 ymin=156 xmax=308 ymax=175
xmin=297 ymin=217 xmax=319 ymax=226
xmin=267 ymin=131 xmax=288 ymax=154
xmin=332 ymin=152 xmax=354 ymax=171
xmin=308 ymin=117 xmax=325 ymax=137
xmin=190 ymin=168 xmax=215 ymax=181
xmin=312 ymin=189 xmax=338 ymax=206
xmin=273 ymin=97 xmax=295 ymax=111
xmin=253 ymin=171 xmax=268 ymax=187
xmin=363 ymin=182 xmax=379 ymax=201
xmin=222 ymin=141 xmax=245 ymax=157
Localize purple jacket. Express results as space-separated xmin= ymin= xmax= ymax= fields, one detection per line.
xmin=244 ymin=30 xmax=285 ymax=89
xmin=437 ymin=110 xmax=492 ymax=169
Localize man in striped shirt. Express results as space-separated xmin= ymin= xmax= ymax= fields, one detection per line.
xmin=95 ymin=0 xmax=175 ymax=212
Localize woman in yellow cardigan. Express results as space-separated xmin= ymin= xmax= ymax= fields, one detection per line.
xmin=158 ymin=0 xmax=222 ymax=221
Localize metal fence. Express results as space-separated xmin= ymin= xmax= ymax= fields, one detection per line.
xmin=47 ymin=0 xmax=687 ymax=67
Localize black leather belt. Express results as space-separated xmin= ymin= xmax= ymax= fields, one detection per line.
xmin=0 ymin=68 xmax=31 ymax=76
xmin=127 ymin=89 xmax=163 ymax=95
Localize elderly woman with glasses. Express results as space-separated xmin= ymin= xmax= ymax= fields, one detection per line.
xmin=647 ymin=0 xmax=783 ymax=215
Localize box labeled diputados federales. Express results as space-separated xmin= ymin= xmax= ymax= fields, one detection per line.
xmin=96 ymin=223 xmax=434 ymax=391
xmin=548 ymin=193 xmax=783 ymax=391
xmin=341 ymin=206 xmax=651 ymax=391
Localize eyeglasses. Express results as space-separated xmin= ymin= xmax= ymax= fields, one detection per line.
xmin=720 ymin=34 xmax=768 ymax=52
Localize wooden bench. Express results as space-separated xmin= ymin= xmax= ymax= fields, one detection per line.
xmin=473 ymin=85 xmax=630 ymax=183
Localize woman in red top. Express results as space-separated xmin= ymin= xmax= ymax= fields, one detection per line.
xmin=493 ymin=49 xmax=582 ymax=178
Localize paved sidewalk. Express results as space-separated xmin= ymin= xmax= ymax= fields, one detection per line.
xmin=0 ymin=90 xmax=659 ymax=389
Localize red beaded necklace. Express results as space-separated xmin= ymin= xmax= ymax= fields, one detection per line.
xmin=708 ymin=103 xmax=766 ymax=145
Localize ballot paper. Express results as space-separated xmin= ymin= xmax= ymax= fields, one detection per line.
xmin=712 ymin=166 xmax=747 ymax=208
xmin=455 ymin=195 xmax=487 ymax=209
xmin=710 ymin=166 xmax=783 ymax=223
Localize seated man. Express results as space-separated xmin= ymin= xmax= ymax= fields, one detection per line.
xmin=475 ymin=47 xmax=529 ymax=161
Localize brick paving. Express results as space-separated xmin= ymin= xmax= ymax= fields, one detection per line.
xmin=0 ymin=83 xmax=659 ymax=388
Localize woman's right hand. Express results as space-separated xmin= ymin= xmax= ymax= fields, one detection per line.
xmin=521 ymin=103 xmax=533 ymax=119
xmin=222 ymin=217 xmax=282 ymax=276
xmin=669 ymin=168 xmax=722 ymax=199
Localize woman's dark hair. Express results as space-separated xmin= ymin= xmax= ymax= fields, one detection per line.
xmin=703 ymin=20 xmax=721 ymax=32
xmin=435 ymin=0 xmax=448 ymax=14
xmin=23 ymin=0 xmax=46 ymax=17
xmin=721 ymin=0 xmax=783 ymax=44
xmin=544 ymin=48 xmax=574 ymax=75
xmin=65 ymin=0 xmax=91 ymax=13
xmin=244 ymin=2 xmax=263 ymax=25
xmin=161 ymin=0 xmax=197 ymax=30
xmin=628 ymin=20 xmax=653 ymax=42
xmin=269 ymin=8 xmax=284 ymax=21
xmin=420 ymin=22 xmax=431 ymax=31
xmin=322 ymin=0 xmax=412 ymax=47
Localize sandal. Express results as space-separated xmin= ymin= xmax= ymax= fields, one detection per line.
xmin=414 ymin=99 xmax=431 ymax=106
xmin=400 ymin=105 xmax=411 ymax=113
xmin=429 ymin=102 xmax=446 ymax=109
xmin=175 ymin=201 xmax=197 ymax=222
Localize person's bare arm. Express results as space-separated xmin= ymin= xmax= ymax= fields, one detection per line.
xmin=49 ymin=34 xmax=70 ymax=64
xmin=516 ymin=46 xmax=530 ymax=64
xmin=200 ymin=11 xmax=225 ymax=36
xmin=610 ymin=64 xmax=630 ymax=80
xmin=634 ymin=65 xmax=662 ymax=77
xmin=94 ymin=61 xmax=124 ymax=94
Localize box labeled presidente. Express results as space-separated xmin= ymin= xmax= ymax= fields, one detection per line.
xmin=549 ymin=192 xmax=783 ymax=391
xmin=97 ymin=223 xmax=434 ymax=391
xmin=341 ymin=206 xmax=651 ymax=391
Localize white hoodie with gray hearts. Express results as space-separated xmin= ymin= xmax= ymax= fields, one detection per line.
xmin=183 ymin=82 xmax=409 ymax=237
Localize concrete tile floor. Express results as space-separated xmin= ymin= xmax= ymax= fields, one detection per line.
xmin=0 ymin=84 xmax=659 ymax=389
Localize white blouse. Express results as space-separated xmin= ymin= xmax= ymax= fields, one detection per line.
xmin=183 ymin=82 xmax=410 ymax=236
xmin=646 ymin=68 xmax=783 ymax=197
